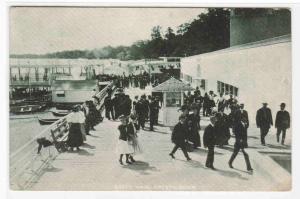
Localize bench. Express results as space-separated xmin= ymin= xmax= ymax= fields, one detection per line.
xmin=50 ymin=118 xmax=69 ymax=152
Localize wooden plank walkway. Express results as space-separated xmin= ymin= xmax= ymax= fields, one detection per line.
xmin=29 ymin=112 xmax=291 ymax=191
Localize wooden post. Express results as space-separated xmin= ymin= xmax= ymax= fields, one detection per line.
xmin=163 ymin=92 xmax=166 ymax=125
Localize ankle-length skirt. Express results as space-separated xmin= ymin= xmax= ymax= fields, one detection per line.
xmin=67 ymin=123 xmax=84 ymax=147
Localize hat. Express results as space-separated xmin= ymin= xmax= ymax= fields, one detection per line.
xmin=179 ymin=114 xmax=186 ymax=120
xmin=280 ymin=103 xmax=286 ymax=107
xmin=262 ymin=102 xmax=268 ymax=105
xmin=118 ymin=114 xmax=128 ymax=120
xmin=72 ymin=104 xmax=81 ymax=112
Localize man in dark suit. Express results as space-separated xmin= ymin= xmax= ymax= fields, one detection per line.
xmin=215 ymin=111 xmax=231 ymax=147
xmin=149 ymin=97 xmax=158 ymax=131
xmin=256 ymin=103 xmax=273 ymax=145
xmin=240 ymin=104 xmax=249 ymax=148
xmin=203 ymin=116 xmax=218 ymax=169
xmin=275 ymin=103 xmax=290 ymax=145
xmin=169 ymin=114 xmax=192 ymax=161
xmin=135 ymin=95 xmax=148 ymax=130
xmin=104 ymin=94 xmax=114 ymax=120
xmin=229 ymin=104 xmax=253 ymax=171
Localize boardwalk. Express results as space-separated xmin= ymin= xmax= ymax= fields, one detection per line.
xmin=29 ymin=87 xmax=291 ymax=191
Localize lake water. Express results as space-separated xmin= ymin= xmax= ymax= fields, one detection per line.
xmin=9 ymin=108 xmax=59 ymax=154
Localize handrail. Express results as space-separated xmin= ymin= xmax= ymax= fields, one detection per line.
xmin=10 ymin=81 xmax=115 ymax=190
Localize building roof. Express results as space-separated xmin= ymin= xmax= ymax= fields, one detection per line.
xmin=183 ymin=34 xmax=291 ymax=60
xmin=152 ymin=77 xmax=194 ymax=92
xmin=51 ymin=80 xmax=97 ymax=90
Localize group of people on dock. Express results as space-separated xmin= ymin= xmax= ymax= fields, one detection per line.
xmin=97 ymin=73 xmax=152 ymax=90
xmin=64 ymin=80 xmax=290 ymax=172
xmin=66 ymin=98 xmax=103 ymax=151
xmin=169 ymin=88 xmax=290 ymax=171
xmin=104 ymin=89 xmax=161 ymax=131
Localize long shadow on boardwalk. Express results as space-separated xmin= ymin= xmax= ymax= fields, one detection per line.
xmin=193 ymin=147 xmax=224 ymax=156
xmin=215 ymin=168 xmax=249 ymax=181
xmin=123 ymin=161 xmax=159 ymax=175
xmin=267 ymin=144 xmax=291 ymax=150
xmin=87 ymin=134 xmax=101 ymax=138
xmin=78 ymin=149 xmax=95 ymax=156
xmin=81 ymin=143 xmax=96 ymax=149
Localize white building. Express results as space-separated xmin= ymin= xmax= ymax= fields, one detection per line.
xmin=181 ymin=34 xmax=291 ymax=119
xmin=51 ymin=80 xmax=97 ymax=104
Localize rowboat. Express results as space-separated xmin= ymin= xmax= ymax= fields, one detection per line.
xmin=38 ymin=118 xmax=60 ymax=125
xmin=10 ymin=104 xmax=44 ymax=114
xmin=51 ymin=111 xmax=70 ymax=117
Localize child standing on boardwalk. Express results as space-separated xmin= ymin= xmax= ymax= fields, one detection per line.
xmin=116 ymin=115 xmax=134 ymax=165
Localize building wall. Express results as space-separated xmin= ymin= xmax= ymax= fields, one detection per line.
xmin=181 ymin=40 xmax=291 ymax=119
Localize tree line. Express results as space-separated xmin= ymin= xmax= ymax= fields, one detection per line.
xmin=11 ymin=8 xmax=231 ymax=60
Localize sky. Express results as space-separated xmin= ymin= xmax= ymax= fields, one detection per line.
xmin=10 ymin=7 xmax=206 ymax=54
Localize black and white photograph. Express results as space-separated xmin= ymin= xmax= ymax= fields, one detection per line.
xmin=7 ymin=4 xmax=294 ymax=192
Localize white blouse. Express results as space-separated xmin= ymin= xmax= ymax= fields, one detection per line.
xmin=66 ymin=111 xmax=86 ymax=123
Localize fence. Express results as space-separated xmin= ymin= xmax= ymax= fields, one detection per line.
xmin=9 ymin=81 xmax=115 ymax=190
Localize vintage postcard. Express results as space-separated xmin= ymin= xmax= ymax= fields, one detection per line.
xmin=9 ymin=6 xmax=291 ymax=191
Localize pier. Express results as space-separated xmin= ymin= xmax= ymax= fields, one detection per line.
xmin=10 ymin=86 xmax=291 ymax=191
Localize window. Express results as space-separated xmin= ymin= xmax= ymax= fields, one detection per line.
xmin=200 ymin=79 xmax=206 ymax=90
xmin=217 ymin=81 xmax=221 ymax=93
xmin=166 ymin=92 xmax=181 ymax=107
xmin=55 ymin=91 xmax=65 ymax=97
xmin=234 ymin=87 xmax=239 ymax=96
xmin=221 ymin=82 xmax=225 ymax=94
xmin=230 ymin=86 xmax=234 ymax=95
xmin=217 ymin=80 xmax=239 ymax=97
xmin=225 ymin=84 xmax=229 ymax=92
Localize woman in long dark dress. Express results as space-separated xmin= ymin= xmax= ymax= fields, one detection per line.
xmin=187 ymin=106 xmax=201 ymax=148
xmin=66 ymin=105 xmax=84 ymax=151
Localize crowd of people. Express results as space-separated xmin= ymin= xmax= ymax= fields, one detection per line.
xmin=97 ymin=73 xmax=151 ymax=90
xmin=104 ymin=89 xmax=161 ymax=131
xmin=63 ymin=81 xmax=290 ymax=172
xmin=170 ymin=87 xmax=290 ymax=171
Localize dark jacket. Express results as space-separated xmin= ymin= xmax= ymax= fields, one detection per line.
xmin=149 ymin=101 xmax=159 ymax=117
xmin=233 ymin=110 xmax=248 ymax=134
xmin=135 ymin=100 xmax=148 ymax=116
xmin=203 ymin=124 xmax=217 ymax=148
xmin=104 ymin=96 xmax=113 ymax=109
xmin=275 ymin=110 xmax=290 ymax=129
xmin=256 ymin=107 xmax=273 ymax=129
xmin=187 ymin=113 xmax=200 ymax=131
xmin=118 ymin=124 xmax=134 ymax=141
xmin=240 ymin=110 xmax=249 ymax=129
xmin=215 ymin=113 xmax=231 ymax=144
xmin=171 ymin=122 xmax=188 ymax=145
